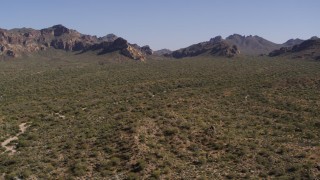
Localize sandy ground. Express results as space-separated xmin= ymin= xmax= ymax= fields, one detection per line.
xmin=1 ymin=123 xmax=28 ymax=155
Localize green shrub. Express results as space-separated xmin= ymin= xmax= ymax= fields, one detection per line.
xmin=71 ymin=162 xmax=88 ymax=176
xmin=126 ymin=172 xmax=139 ymax=180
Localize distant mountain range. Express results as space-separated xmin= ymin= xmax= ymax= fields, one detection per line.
xmin=169 ymin=36 xmax=240 ymax=58
xmin=168 ymin=34 xmax=309 ymax=58
xmin=0 ymin=25 xmax=319 ymax=60
xmin=269 ymin=37 xmax=320 ymax=60
xmin=0 ymin=25 xmax=150 ymax=60
xmin=153 ymin=49 xmax=172 ymax=56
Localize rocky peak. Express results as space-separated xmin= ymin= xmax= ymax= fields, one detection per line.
xmin=92 ymin=37 xmax=146 ymax=61
xmin=292 ymin=39 xmax=320 ymax=52
xmin=51 ymin=24 xmax=70 ymax=36
xmin=170 ymin=38 xmax=240 ymax=58
xmin=0 ymin=25 xmax=148 ymax=60
xmin=209 ymin=36 xmax=223 ymax=43
xmin=226 ymin=34 xmax=245 ymax=40
xmin=283 ymin=38 xmax=304 ymax=47
xmin=110 ymin=37 xmax=129 ymax=50
xmin=269 ymin=39 xmax=320 ymax=60
xmin=140 ymin=45 xmax=153 ymax=55
xmin=225 ymin=34 xmax=281 ymax=55
xmin=98 ymin=34 xmax=118 ymax=42
xmin=154 ymin=49 xmax=172 ymax=56
xmin=40 ymin=24 xmax=71 ymax=36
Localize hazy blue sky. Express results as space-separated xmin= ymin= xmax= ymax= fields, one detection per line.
xmin=1 ymin=0 xmax=319 ymax=50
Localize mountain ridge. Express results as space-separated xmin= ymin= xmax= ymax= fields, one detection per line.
xmin=269 ymin=38 xmax=320 ymax=60
xmin=0 ymin=25 xmax=150 ymax=61
xmin=169 ymin=38 xmax=240 ymax=58
xmin=1 ymin=24 xmax=319 ymax=60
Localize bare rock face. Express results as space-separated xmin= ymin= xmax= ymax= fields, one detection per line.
xmin=129 ymin=44 xmax=153 ymax=55
xmin=52 ymin=25 xmax=70 ymax=36
xmin=154 ymin=49 xmax=172 ymax=56
xmin=107 ymin=38 xmax=129 ymax=51
xmin=121 ymin=45 xmax=146 ymax=61
xmin=269 ymin=39 xmax=320 ymax=60
xmin=0 ymin=25 xmax=147 ymax=60
xmin=209 ymin=36 xmax=223 ymax=43
xmin=96 ymin=38 xmax=146 ymax=61
xmin=6 ymin=50 xmax=15 ymax=57
xmin=269 ymin=47 xmax=291 ymax=57
xmin=0 ymin=45 xmax=5 ymax=52
xmin=211 ymin=43 xmax=240 ymax=57
xmin=225 ymin=34 xmax=281 ymax=55
xmin=140 ymin=45 xmax=153 ymax=55
xmin=171 ymin=39 xmax=240 ymax=58
xmin=98 ymin=34 xmax=118 ymax=42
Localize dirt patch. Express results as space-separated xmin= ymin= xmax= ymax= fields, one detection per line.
xmin=1 ymin=123 xmax=29 ymax=155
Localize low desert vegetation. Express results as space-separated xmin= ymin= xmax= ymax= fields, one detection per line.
xmin=0 ymin=51 xmax=319 ymax=179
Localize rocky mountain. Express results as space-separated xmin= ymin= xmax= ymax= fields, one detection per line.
xmin=169 ymin=38 xmax=240 ymax=58
xmin=167 ymin=35 xmax=308 ymax=58
xmin=225 ymin=34 xmax=282 ymax=55
xmin=83 ymin=38 xmax=147 ymax=61
xmin=130 ymin=44 xmax=153 ymax=55
xmin=98 ymin=33 xmax=118 ymax=42
xmin=154 ymin=49 xmax=172 ymax=56
xmin=282 ymin=38 xmax=304 ymax=47
xmin=269 ymin=38 xmax=320 ymax=60
xmin=0 ymin=25 xmax=149 ymax=61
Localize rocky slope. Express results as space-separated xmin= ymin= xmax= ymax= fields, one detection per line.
xmin=170 ymin=37 xmax=240 ymax=58
xmin=282 ymin=38 xmax=304 ymax=47
xmin=269 ymin=38 xmax=320 ymax=60
xmin=154 ymin=49 xmax=172 ymax=56
xmin=0 ymin=25 xmax=149 ymax=60
xmin=225 ymin=34 xmax=282 ymax=55
xmin=168 ymin=35 xmax=307 ymax=58
xmin=84 ymin=38 xmax=147 ymax=61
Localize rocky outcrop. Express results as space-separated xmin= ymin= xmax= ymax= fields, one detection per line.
xmin=310 ymin=36 xmax=319 ymax=40
xmin=209 ymin=36 xmax=223 ymax=43
xmin=52 ymin=25 xmax=70 ymax=36
xmin=269 ymin=47 xmax=291 ymax=57
xmin=225 ymin=34 xmax=282 ymax=55
xmin=6 ymin=50 xmax=15 ymax=57
xmin=121 ymin=46 xmax=146 ymax=61
xmin=98 ymin=34 xmax=118 ymax=42
xmin=154 ymin=49 xmax=172 ymax=56
xmin=269 ymin=39 xmax=320 ymax=60
xmin=211 ymin=42 xmax=239 ymax=57
xmin=170 ymin=37 xmax=240 ymax=58
xmin=94 ymin=38 xmax=146 ymax=61
xmin=140 ymin=45 xmax=153 ymax=55
xmin=0 ymin=25 xmax=148 ymax=60
xmin=282 ymin=38 xmax=304 ymax=47
xmin=129 ymin=44 xmax=153 ymax=55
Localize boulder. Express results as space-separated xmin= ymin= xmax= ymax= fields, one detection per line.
xmin=0 ymin=45 xmax=5 ymax=52
xmin=6 ymin=50 xmax=15 ymax=57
